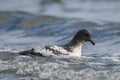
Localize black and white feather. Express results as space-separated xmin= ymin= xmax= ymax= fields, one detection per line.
xmin=19 ymin=29 xmax=95 ymax=58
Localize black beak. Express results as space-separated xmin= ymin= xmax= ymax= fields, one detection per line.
xmin=89 ymin=39 xmax=95 ymax=45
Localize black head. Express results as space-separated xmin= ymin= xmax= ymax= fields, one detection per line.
xmin=71 ymin=29 xmax=95 ymax=45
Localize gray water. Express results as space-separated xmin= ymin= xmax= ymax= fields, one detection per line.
xmin=0 ymin=0 xmax=120 ymax=80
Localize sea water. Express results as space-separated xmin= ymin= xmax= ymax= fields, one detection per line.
xmin=0 ymin=0 xmax=120 ymax=80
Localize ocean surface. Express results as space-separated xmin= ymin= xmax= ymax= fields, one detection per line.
xmin=0 ymin=0 xmax=120 ymax=80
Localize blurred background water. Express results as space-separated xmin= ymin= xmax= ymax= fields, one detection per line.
xmin=0 ymin=0 xmax=120 ymax=80
xmin=0 ymin=0 xmax=120 ymax=22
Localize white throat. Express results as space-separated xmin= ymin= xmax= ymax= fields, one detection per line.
xmin=69 ymin=43 xmax=82 ymax=57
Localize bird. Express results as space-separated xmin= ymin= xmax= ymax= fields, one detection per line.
xmin=19 ymin=29 xmax=95 ymax=58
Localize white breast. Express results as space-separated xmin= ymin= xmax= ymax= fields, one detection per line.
xmin=69 ymin=44 xmax=82 ymax=58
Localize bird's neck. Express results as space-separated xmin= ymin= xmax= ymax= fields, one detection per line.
xmin=63 ymin=40 xmax=83 ymax=57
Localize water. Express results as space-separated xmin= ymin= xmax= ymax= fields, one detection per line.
xmin=0 ymin=0 xmax=120 ymax=22
xmin=0 ymin=0 xmax=120 ymax=80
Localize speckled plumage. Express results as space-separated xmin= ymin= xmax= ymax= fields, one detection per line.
xmin=19 ymin=29 xmax=95 ymax=58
